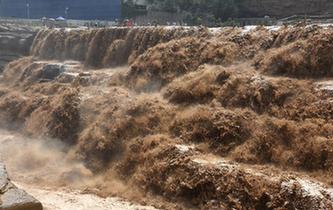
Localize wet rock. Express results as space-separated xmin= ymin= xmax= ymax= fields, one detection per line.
xmin=57 ymin=72 xmax=79 ymax=83
xmin=0 ymin=24 xmax=36 ymax=73
xmin=0 ymin=162 xmax=43 ymax=210
xmin=0 ymin=163 xmax=8 ymax=194
xmin=73 ymin=72 xmax=92 ymax=86
xmin=41 ymin=64 xmax=65 ymax=80
xmin=316 ymin=81 xmax=333 ymax=96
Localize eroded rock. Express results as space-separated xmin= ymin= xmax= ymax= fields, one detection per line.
xmin=0 ymin=24 xmax=36 ymax=73
xmin=0 ymin=162 xmax=42 ymax=210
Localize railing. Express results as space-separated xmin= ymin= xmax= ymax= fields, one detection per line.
xmin=277 ymin=14 xmax=333 ymax=25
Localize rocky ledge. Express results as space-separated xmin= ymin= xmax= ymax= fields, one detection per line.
xmin=0 ymin=162 xmax=42 ymax=210
xmin=0 ymin=24 xmax=37 ymax=73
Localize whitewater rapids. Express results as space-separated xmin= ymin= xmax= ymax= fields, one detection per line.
xmin=0 ymin=129 xmax=157 ymax=210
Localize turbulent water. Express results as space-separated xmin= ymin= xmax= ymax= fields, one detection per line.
xmin=0 ymin=129 xmax=157 ymax=210
xmin=1 ymin=24 xmax=333 ymax=209
xmin=16 ymin=184 xmax=157 ymax=210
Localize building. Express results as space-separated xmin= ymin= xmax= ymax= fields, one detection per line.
xmin=0 ymin=0 xmax=121 ymax=20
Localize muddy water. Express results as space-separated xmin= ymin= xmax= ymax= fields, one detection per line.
xmin=0 ymin=129 xmax=157 ymax=210
xmin=15 ymin=183 xmax=157 ymax=210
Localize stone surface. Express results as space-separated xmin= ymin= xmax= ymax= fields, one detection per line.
xmin=0 ymin=24 xmax=36 ymax=73
xmin=0 ymin=162 xmax=43 ymax=210
xmin=41 ymin=64 xmax=65 ymax=80
xmin=0 ymin=163 xmax=8 ymax=195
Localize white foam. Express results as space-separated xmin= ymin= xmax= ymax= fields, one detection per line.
xmin=175 ymin=144 xmax=195 ymax=153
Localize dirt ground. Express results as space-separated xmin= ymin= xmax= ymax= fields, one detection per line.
xmin=0 ymin=25 xmax=333 ymax=209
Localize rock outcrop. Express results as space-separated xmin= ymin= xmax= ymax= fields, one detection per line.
xmin=0 ymin=162 xmax=43 ymax=210
xmin=0 ymin=24 xmax=36 ymax=73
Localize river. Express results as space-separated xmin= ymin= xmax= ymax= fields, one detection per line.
xmin=0 ymin=129 xmax=157 ymax=210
